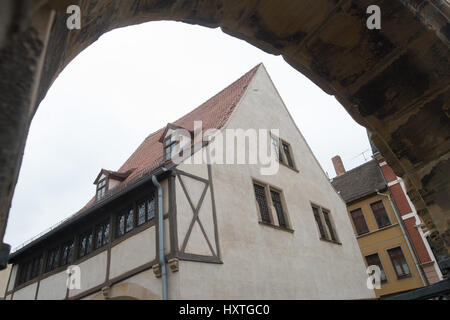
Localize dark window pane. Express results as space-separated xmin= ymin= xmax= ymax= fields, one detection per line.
xmin=371 ymin=201 xmax=391 ymax=228
xmin=79 ymin=235 xmax=87 ymax=258
xmin=282 ymin=143 xmax=294 ymax=168
xmin=137 ymin=202 xmax=146 ymax=226
xmin=323 ymin=211 xmax=337 ymax=241
xmin=126 ymin=209 xmax=134 ymax=233
xmin=147 ymin=197 xmax=155 ymax=220
xmin=388 ymin=247 xmax=410 ymax=278
xmin=365 ymin=253 xmax=387 ymax=282
xmin=103 ymin=223 xmax=110 ymax=246
xmin=30 ymin=255 xmax=43 ymax=279
xmin=254 ymin=184 xmax=270 ymax=223
xmin=117 ymin=214 xmax=125 ymax=237
xmin=47 ymin=247 xmax=60 ymax=272
xmin=350 ymin=208 xmax=369 ymax=235
xmin=96 ymin=226 xmax=103 ymax=249
xmin=79 ymin=231 xmax=93 ymax=257
xmin=312 ymin=207 xmax=327 ymax=239
xmin=86 ymin=233 xmax=93 ymax=254
xmin=61 ymin=240 xmax=74 ymax=266
xmin=270 ymin=190 xmax=286 ymax=228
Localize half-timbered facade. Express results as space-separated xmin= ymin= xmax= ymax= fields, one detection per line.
xmin=5 ymin=64 xmax=375 ymax=300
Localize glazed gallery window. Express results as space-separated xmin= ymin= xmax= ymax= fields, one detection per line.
xmin=96 ymin=179 xmax=107 ymax=201
xmin=60 ymin=240 xmax=74 ymax=266
xmin=387 ymin=247 xmax=411 ymax=279
xmin=17 ymin=255 xmax=43 ymax=286
xmin=95 ymin=221 xmax=110 ymax=249
xmin=370 ymin=200 xmax=391 ymax=228
xmin=79 ymin=231 xmax=94 ymax=258
xmin=365 ymin=253 xmax=387 ymax=282
xmin=311 ymin=205 xmax=339 ymax=243
xmin=271 ymin=135 xmax=296 ymax=170
xmin=350 ymin=208 xmax=370 ymax=235
xmin=46 ymin=246 xmax=61 ymax=272
xmin=253 ymin=182 xmax=290 ymax=229
xmin=137 ymin=195 xmax=156 ymax=226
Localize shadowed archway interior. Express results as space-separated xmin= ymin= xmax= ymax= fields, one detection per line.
xmin=0 ymin=0 xmax=448 ymax=272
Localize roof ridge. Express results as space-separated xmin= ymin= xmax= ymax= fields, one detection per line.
xmin=170 ymin=63 xmax=261 ymax=127
xmin=117 ymin=63 xmax=261 ymax=173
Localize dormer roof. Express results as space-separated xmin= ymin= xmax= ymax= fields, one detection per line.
xmin=93 ymin=169 xmax=134 ymax=185
xmin=158 ymin=123 xmax=193 ymax=143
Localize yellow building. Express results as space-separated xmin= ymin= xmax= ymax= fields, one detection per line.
xmin=332 ymin=159 xmax=425 ymax=298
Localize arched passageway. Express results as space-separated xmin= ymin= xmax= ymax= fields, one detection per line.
xmin=0 ymin=0 xmax=448 ymax=272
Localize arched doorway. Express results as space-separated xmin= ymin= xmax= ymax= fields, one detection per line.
xmin=90 ymin=282 xmax=160 ymax=300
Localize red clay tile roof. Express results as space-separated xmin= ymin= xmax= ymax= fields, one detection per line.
xmin=78 ymin=63 xmax=261 ymax=213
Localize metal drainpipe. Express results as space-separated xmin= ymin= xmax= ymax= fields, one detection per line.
xmin=152 ymin=170 xmax=168 ymax=300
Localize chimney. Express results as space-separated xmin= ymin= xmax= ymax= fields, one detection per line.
xmin=332 ymin=155 xmax=346 ymax=176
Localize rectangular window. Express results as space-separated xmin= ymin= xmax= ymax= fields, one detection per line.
xmin=282 ymin=143 xmax=294 ymax=168
xmin=387 ymin=247 xmax=411 ymax=279
xmin=17 ymin=261 xmax=31 ymax=286
xmin=371 ymin=200 xmax=391 ymax=228
xmin=270 ymin=190 xmax=286 ymax=228
xmin=323 ymin=210 xmax=337 ymax=242
xmin=96 ymin=179 xmax=107 ymax=201
xmin=117 ymin=213 xmax=125 ymax=237
xmin=79 ymin=231 xmax=93 ymax=258
xmin=95 ymin=221 xmax=110 ymax=249
xmin=137 ymin=201 xmax=146 ymax=226
xmin=61 ymin=240 xmax=74 ymax=266
xmin=271 ymin=135 xmax=296 ymax=170
xmin=350 ymin=208 xmax=370 ymax=235
xmin=312 ymin=206 xmax=327 ymax=239
xmin=365 ymin=253 xmax=387 ymax=282
xmin=164 ymin=135 xmax=178 ymax=161
xmin=30 ymin=255 xmax=43 ymax=280
xmin=253 ymin=184 xmax=271 ymax=224
xmin=147 ymin=196 xmax=155 ymax=220
xmin=126 ymin=208 xmax=134 ymax=233
xmin=46 ymin=246 xmax=60 ymax=272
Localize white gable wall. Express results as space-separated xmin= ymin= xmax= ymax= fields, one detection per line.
xmin=177 ymin=65 xmax=374 ymax=299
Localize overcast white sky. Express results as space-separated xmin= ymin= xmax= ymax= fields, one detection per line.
xmin=5 ymin=21 xmax=371 ymax=249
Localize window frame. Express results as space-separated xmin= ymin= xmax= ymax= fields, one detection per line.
xmin=78 ymin=229 xmax=94 ymax=259
xmin=311 ymin=203 xmax=340 ymax=244
xmin=252 ymin=180 xmax=291 ymax=230
xmin=387 ymin=246 xmax=411 ymax=279
xmin=350 ymin=208 xmax=370 ymax=235
xmin=365 ymin=253 xmax=388 ymax=283
xmin=163 ymin=135 xmax=179 ymax=161
xmin=94 ymin=220 xmax=110 ymax=250
xmin=271 ymin=134 xmax=297 ymax=171
xmin=96 ymin=178 xmax=108 ymax=201
xmin=370 ymin=200 xmax=391 ymax=229
xmin=46 ymin=245 xmax=61 ymax=273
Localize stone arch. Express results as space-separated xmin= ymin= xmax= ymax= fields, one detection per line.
xmin=90 ymin=282 xmax=160 ymax=300
xmin=0 ymin=0 xmax=448 ymax=270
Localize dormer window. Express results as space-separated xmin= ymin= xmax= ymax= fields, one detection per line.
xmin=164 ymin=135 xmax=178 ymax=161
xmin=93 ymin=169 xmax=133 ymax=202
xmin=96 ymin=179 xmax=107 ymax=200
